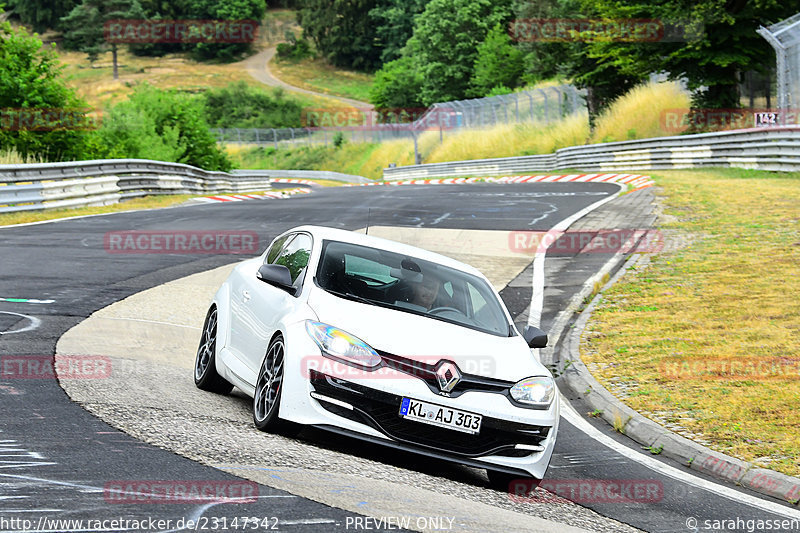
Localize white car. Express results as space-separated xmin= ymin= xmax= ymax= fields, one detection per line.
xmin=194 ymin=225 xmax=558 ymax=489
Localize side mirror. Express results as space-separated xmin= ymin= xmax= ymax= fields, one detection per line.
xmin=257 ymin=264 xmax=295 ymax=294
xmin=523 ymin=325 xmax=548 ymax=349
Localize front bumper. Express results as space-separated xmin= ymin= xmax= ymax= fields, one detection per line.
xmin=310 ymin=371 xmax=550 ymax=458
xmin=278 ymin=321 xmax=558 ymax=479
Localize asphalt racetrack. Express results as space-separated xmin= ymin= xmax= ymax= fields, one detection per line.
xmin=1 ymin=183 xmax=798 ymax=533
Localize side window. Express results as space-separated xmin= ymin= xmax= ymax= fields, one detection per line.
xmin=274 ymin=234 xmax=313 ymax=288
xmin=265 ymin=235 xmax=290 ymax=264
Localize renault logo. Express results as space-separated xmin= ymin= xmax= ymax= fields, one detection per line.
xmin=435 ymin=361 xmax=461 ymax=392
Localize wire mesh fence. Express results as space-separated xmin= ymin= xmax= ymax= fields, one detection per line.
xmin=415 ymin=84 xmax=585 ymax=130
xmin=213 ymin=125 xmax=420 ymax=148
xmin=758 ymin=12 xmax=800 ymax=125
xmin=214 ymin=84 xmax=587 ymax=148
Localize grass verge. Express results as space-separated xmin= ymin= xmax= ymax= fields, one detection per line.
xmin=269 ymin=56 xmax=374 ymax=103
xmin=58 ymin=47 xmax=338 ymax=111
xmin=0 ymin=195 xmax=196 ymax=226
xmin=581 ymin=168 xmax=800 ymax=477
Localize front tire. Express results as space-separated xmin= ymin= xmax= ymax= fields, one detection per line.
xmin=253 ymin=334 xmax=287 ymax=432
xmin=194 ymin=306 xmax=233 ymax=394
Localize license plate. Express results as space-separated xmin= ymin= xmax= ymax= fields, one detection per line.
xmin=399 ymin=397 xmax=482 ymax=435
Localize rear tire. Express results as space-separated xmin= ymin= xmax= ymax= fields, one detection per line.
xmin=194 ymin=306 xmax=234 ymax=394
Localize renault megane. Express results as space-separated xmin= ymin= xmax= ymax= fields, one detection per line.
xmin=194 ymin=225 xmax=558 ymax=489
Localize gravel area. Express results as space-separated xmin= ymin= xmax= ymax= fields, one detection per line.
xmin=60 ymin=355 xmax=641 ymax=533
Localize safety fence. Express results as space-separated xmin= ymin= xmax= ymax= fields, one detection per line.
xmin=213 ymin=85 xmax=586 ymax=148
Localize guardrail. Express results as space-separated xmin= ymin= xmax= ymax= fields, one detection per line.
xmin=383 ymin=127 xmax=800 ymax=179
xmin=0 ymin=159 xmax=369 ymax=214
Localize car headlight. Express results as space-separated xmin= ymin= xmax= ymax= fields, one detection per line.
xmin=510 ymin=376 xmax=555 ymax=408
xmin=305 ymin=320 xmax=381 ymax=369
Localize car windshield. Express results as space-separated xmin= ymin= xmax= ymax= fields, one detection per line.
xmin=315 ymin=240 xmax=512 ymax=336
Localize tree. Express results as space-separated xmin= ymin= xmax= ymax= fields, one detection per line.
xmin=469 ymin=23 xmax=525 ymax=97
xmin=512 ymin=0 xmax=643 ymax=125
xmin=582 ymin=0 xmax=797 ymax=113
xmin=60 ymin=0 xmax=146 ymax=79
xmin=298 ymin=0 xmax=383 ymax=72
xmin=181 ymin=0 xmax=266 ymax=61
xmin=368 ymin=0 xmax=429 ymax=64
xmin=370 ymin=56 xmax=424 ymax=109
xmin=0 ymin=16 xmax=91 ymax=161
xmin=4 ymin=0 xmax=79 ymax=32
xmin=410 ymin=0 xmax=513 ymax=105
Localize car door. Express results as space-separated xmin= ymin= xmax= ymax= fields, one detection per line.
xmin=238 ymin=232 xmax=314 ymax=380
xmin=227 ymin=233 xmax=291 ymax=384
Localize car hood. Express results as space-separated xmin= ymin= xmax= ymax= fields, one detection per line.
xmin=307 ymin=287 xmax=549 ymax=382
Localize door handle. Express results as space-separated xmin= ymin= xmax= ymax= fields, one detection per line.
xmin=242 ymin=289 xmax=251 ymax=302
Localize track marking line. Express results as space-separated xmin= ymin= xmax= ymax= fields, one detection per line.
xmin=560 ymin=397 xmax=800 ymax=519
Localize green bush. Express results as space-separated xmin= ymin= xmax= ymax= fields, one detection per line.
xmin=276 ymin=38 xmax=314 ymax=61
xmin=203 ymin=82 xmax=303 ymax=128
xmin=370 ymin=56 xmax=423 ymax=109
xmin=90 ymin=84 xmax=231 ymax=171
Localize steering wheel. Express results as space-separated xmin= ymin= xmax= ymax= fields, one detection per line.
xmin=428 ymin=306 xmax=465 ymax=316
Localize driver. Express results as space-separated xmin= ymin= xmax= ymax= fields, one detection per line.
xmin=409 ymin=274 xmax=441 ymax=311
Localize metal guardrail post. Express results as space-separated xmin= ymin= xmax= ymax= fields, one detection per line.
xmin=550 ymin=87 xmax=563 ymax=118
xmin=527 ymin=93 xmax=535 ymax=122
xmin=537 ymin=89 xmax=549 ymax=124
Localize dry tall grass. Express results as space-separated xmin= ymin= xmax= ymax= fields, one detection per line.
xmin=424 ymin=112 xmax=589 ymax=163
xmin=0 ymin=149 xmax=43 ymax=165
xmin=591 ymin=81 xmax=690 ymax=143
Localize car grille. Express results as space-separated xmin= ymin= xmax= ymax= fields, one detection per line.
xmin=376 ymin=350 xmax=514 ymax=399
xmin=310 ymin=371 xmax=550 ymax=458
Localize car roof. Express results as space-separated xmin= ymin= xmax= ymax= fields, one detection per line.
xmin=285 ymin=225 xmax=487 ymax=278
